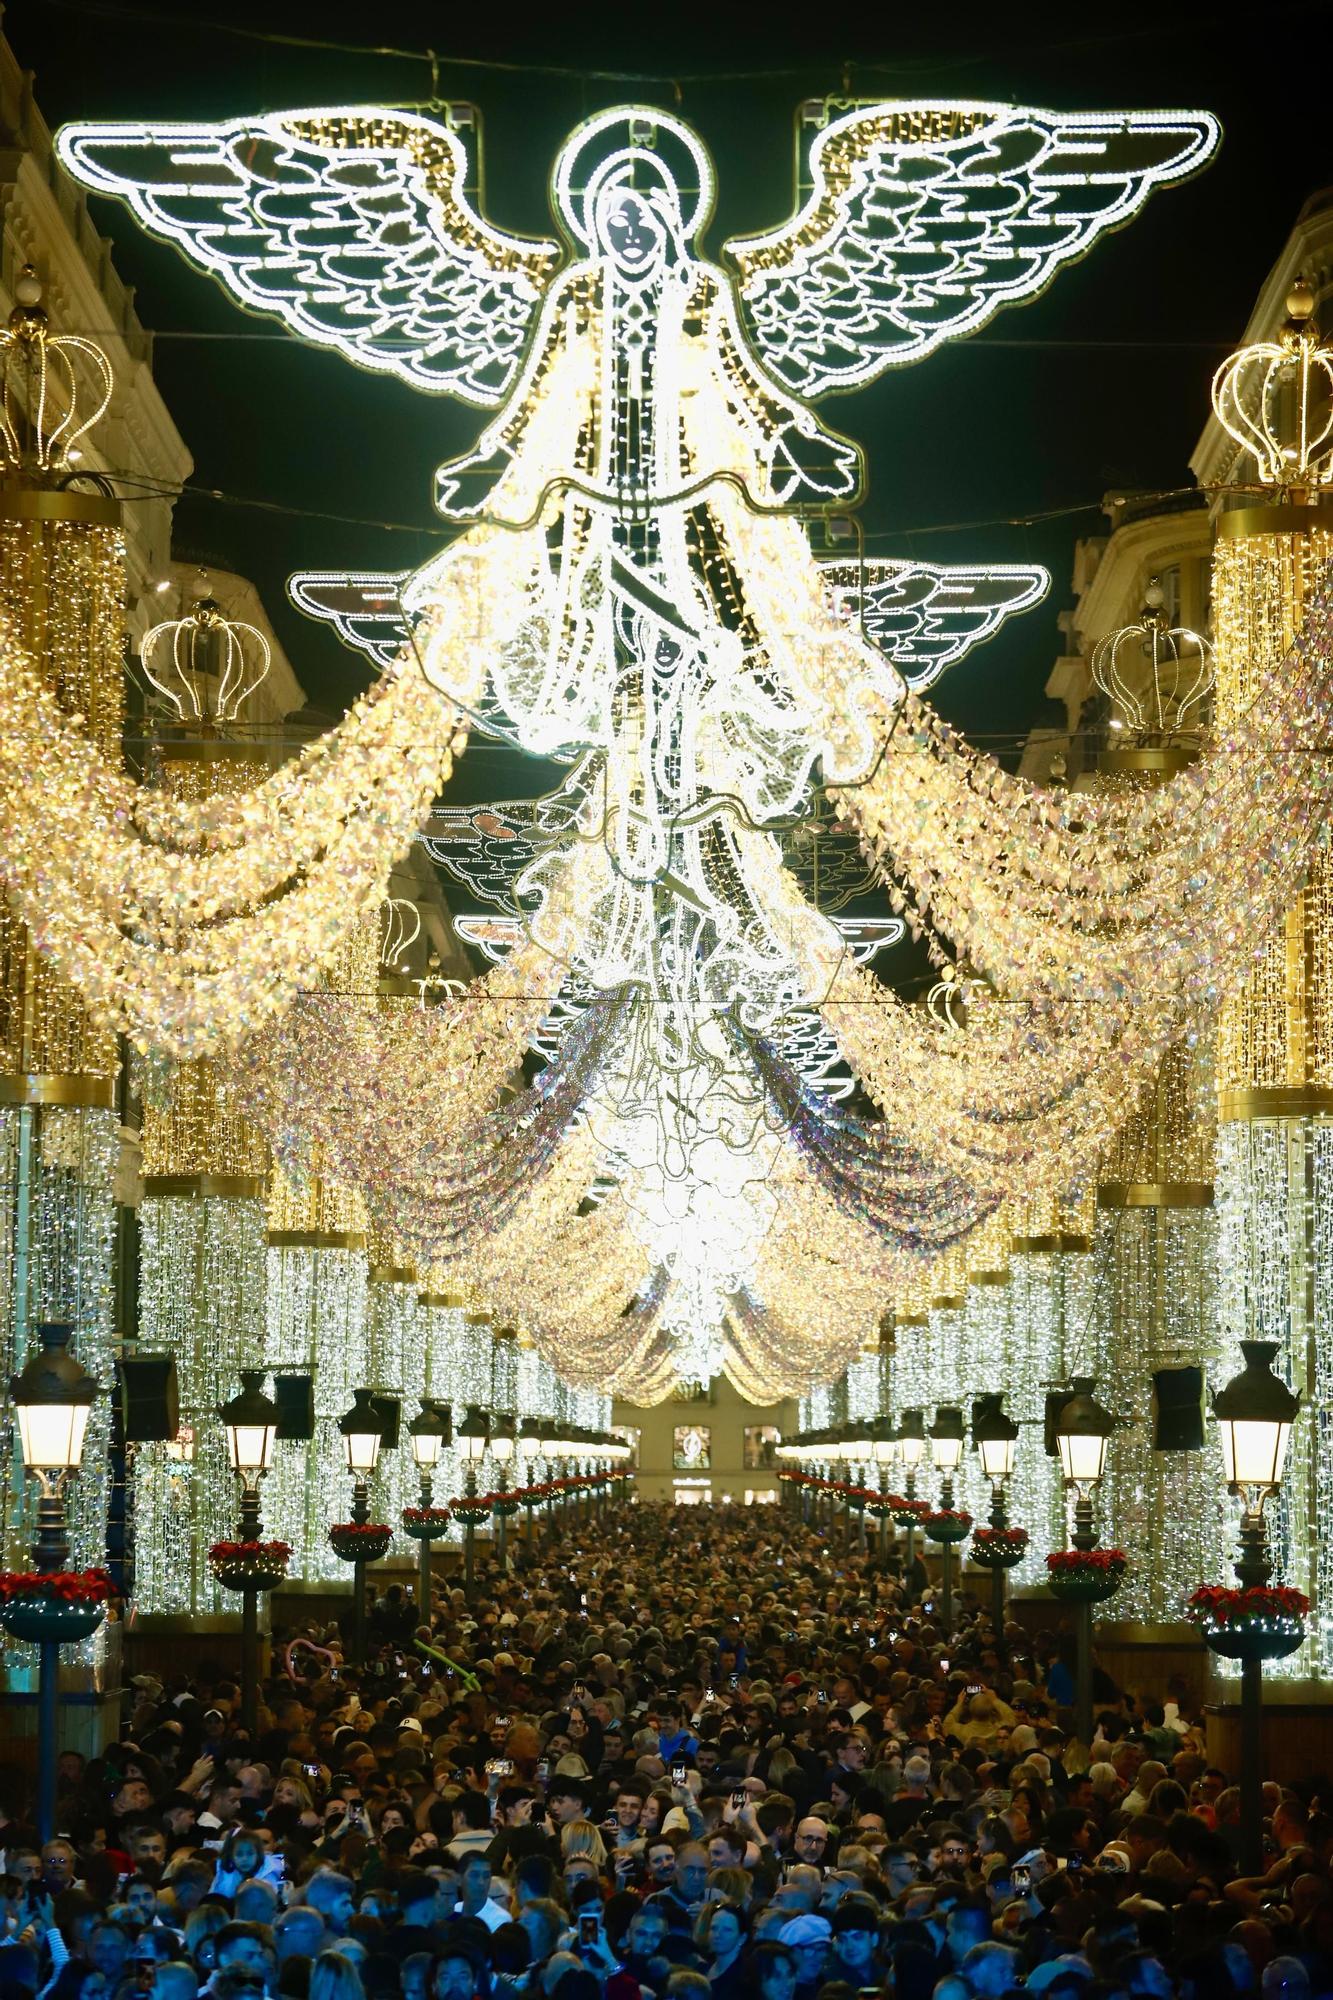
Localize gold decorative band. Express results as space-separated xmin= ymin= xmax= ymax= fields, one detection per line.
xmin=1098 ymin=1181 xmax=1214 ymax=1209
xmin=0 ymin=486 xmax=121 ymax=526
xmin=265 ymin=1229 xmax=367 ymax=1251
xmin=1216 ymin=502 xmax=1333 ymax=539
xmin=1218 ymin=1086 xmax=1333 ymax=1122
xmin=968 ymin=1269 xmax=1012 ymax=1287
xmin=1011 ymin=1232 xmax=1093 ymax=1255
xmin=463 ymin=1311 xmax=491 ymax=1328
xmin=419 ymin=1290 xmax=466 ymax=1309
xmin=895 ymin=1312 xmax=930 ymax=1327
xmin=369 ymin=1264 xmax=416 ymax=1285
xmin=1098 ymin=744 xmax=1198 ymax=776
xmin=143 ymin=1173 xmax=268 ymax=1199
xmin=0 ymin=1074 xmax=115 ymax=1108
xmin=930 ymin=1292 xmax=966 ymax=1310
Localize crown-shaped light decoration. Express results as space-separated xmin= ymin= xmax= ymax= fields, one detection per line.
xmin=1091 ymin=578 xmax=1214 ymax=739
xmin=380 ymin=896 xmax=423 ymax=973
xmin=0 ymin=264 xmax=113 ymax=481
xmin=926 ymin=960 xmax=994 ymax=1034
xmin=1212 ymin=277 xmax=1333 ymax=489
xmin=141 ymin=593 xmax=272 ymax=723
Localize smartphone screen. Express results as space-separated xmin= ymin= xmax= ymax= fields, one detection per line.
xmin=672 ymin=1762 xmax=686 ymax=1785
xmin=579 ymin=1915 xmax=599 ymax=1945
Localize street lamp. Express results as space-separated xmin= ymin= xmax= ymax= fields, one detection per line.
xmin=337 ymin=1388 xmax=385 ymax=1666
xmin=490 ymin=1413 xmax=516 ymax=1567
xmin=517 ymin=1419 xmax=544 ymax=1542
xmin=898 ymin=1409 xmax=926 ymax=1579
xmin=846 ymin=1425 xmax=873 ymax=1547
xmin=456 ymin=1404 xmax=489 ymax=1592
xmin=9 ymin=1323 xmax=100 ymax=1843
xmin=929 ymin=1406 xmax=966 ymax=1633
xmin=973 ymin=1394 xmax=1021 ymax=1639
xmin=870 ymin=1419 xmax=896 ymax=1562
xmin=407 ymin=1398 xmax=451 ymax=1624
xmin=1055 ymin=1378 xmax=1117 ymax=1745
xmin=219 ymin=1370 xmax=279 ymax=1736
xmin=1214 ymin=1340 xmax=1301 ymax=1872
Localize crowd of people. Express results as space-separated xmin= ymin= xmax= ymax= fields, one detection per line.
xmin=1 ymin=1502 xmax=1330 ymax=2000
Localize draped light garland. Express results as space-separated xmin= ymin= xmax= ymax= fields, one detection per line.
xmin=23 ymin=91 xmax=1333 ymax=1399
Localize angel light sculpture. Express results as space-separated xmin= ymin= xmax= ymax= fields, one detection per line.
xmin=57 ymin=98 xmax=1220 ymax=1377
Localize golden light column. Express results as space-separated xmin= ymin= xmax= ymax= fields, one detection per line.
xmin=0 ymin=269 xmax=122 ymax=1597
xmin=1210 ymin=278 xmax=1333 ymax=1672
xmin=1088 ymin=593 xmax=1226 ymax=1620
xmin=1006 ymin=1190 xmax=1095 ymax=1588
xmin=133 ymin=611 xmax=275 ymax=1614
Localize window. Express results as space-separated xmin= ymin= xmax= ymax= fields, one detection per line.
xmin=744 ymin=1424 xmax=781 ymax=1469
xmin=673 ymin=1424 xmax=711 ymax=1471
xmin=674 ymin=1484 xmax=711 ymax=1505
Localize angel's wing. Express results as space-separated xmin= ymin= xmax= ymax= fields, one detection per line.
xmin=727 ymin=101 xmax=1219 ymax=397
xmin=821 ymin=557 xmax=1049 ymax=690
xmin=287 ymin=571 xmax=414 ymax=670
xmin=58 ymin=108 xmax=559 ymax=407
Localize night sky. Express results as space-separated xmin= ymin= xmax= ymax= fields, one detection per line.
xmin=10 ymin=0 xmax=1326 ymax=807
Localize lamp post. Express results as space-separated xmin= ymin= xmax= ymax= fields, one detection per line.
xmin=337 ymin=1388 xmax=385 ymax=1667
xmin=973 ymin=1395 xmax=1020 ymax=1642
xmin=846 ymin=1426 xmax=872 ymax=1548
xmin=457 ymin=1405 xmax=489 ymax=1592
xmin=490 ymin=1414 xmax=516 ymax=1567
xmin=871 ymin=1420 xmax=896 ymax=1563
xmin=407 ymin=1398 xmax=451 ymax=1624
xmin=929 ymin=1406 xmax=966 ymax=1634
xmin=9 ymin=1323 xmax=99 ymax=1844
xmin=1055 ymin=1379 xmax=1116 ymax=1746
xmin=219 ymin=1371 xmax=279 ymax=1737
xmin=518 ymin=1418 xmax=543 ymax=1541
xmin=899 ymin=1409 xmax=926 ymax=1581
xmin=1214 ymin=1340 xmax=1300 ymax=1873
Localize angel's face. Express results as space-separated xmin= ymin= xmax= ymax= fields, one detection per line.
xmin=603 ymin=191 xmax=663 ymax=277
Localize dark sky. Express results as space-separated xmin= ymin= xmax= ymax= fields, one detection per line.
xmin=11 ymin=0 xmax=1327 ymax=804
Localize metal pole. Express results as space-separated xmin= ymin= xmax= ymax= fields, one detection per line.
xmin=1070 ymin=1488 xmax=1098 ymax=1746
xmin=1236 ymin=1507 xmax=1272 ymax=1874
xmin=37 ymin=1638 xmax=58 ymax=1843
xmin=33 ymin=1475 xmax=70 ymax=1844
xmin=238 ymin=1482 xmax=262 ymax=1735
xmin=418 ymin=1472 xmax=433 ymax=1626
xmin=1241 ymin=1655 xmax=1264 ymax=1874
xmin=242 ymin=1588 xmax=258 ymax=1735
xmin=1075 ymin=1600 xmax=1093 ymax=1746
xmin=351 ymin=1478 xmax=369 ymax=1666
xmin=905 ymin=1468 xmax=918 ymax=1582
xmin=939 ymin=1475 xmax=954 ymax=1635
xmin=988 ymin=1480 xmax=1009 ymax=1644
xmin=464 ymin=1463 xmax=477 ymax=1594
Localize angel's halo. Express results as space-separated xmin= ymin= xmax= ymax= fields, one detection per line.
xmin=551 ymin=105 xmax=715 ymax=254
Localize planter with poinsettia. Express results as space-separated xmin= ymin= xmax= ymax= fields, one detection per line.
xmin=924 ymin=1508 xmax=973 ymax=1544
xmin=1187 ymin=1583 xmax=1307 ymax=1662
xmin=329 ymin=1522 xmax=393 ymax=1564
xmin=486 ymin=1492 xmax=522 ymax=1520
xmin=970 ymin=1527 xmax=1030 ymax=1570
xmin=450 ymin=1496 xmax=491 ymax=1531
xmin=1046 ymin=1547 xmax=1127 ymax=1605
xmin=400 ymin=1508 xmax=451 ymax=1543
xmin=0 ymin=1568 xmax=115 ymax=1643
xmin=208 ymin=1539 xmax=291 ymax=1592
xmin=888 ymin=1496 xmax=929 ymax=1529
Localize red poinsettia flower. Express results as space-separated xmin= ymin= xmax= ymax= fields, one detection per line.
xmin=1046 ymin=1548 xmax=1128 ymax=1573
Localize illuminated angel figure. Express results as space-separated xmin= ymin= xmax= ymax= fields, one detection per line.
xmin=60 ymin=101 xmax=1218 ymax=1016
xmin=59 ymin=98 xmax=1218 ymax=1370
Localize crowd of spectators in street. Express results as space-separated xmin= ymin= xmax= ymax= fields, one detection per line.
xmin=1 ymin=1502 xmax=1330 ymax=2000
